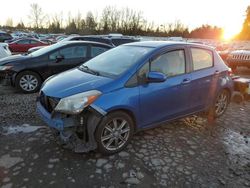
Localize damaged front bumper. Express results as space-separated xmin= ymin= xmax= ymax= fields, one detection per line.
xmin=37 ymin=101 xmax=105 ymax=153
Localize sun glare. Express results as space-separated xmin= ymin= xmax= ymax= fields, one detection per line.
xmin=223 ymin=27 xmax=239 ymax=41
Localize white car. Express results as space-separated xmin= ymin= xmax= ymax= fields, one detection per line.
xmin=0 ymin=43 xmax=11 ymax=59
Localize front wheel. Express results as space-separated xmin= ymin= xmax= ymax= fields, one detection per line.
xmin=15 ymin=71 xmax=42 ymax=94
xmin=95 ymin=111 xmax=134 ymax=155
xmin=209 ymin=89 xmax=230 ymax=119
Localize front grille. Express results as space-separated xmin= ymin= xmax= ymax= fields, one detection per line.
xmin=232 ymin=54 xmax=250 ymax=60
xmin=40 ymin=91 xmax=60 ymax=113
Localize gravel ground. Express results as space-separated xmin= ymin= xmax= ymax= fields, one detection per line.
xmin=0 ymin=68 xmax=249 ymax=188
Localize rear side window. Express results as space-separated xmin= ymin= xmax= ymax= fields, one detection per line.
xmin=91 ymin=46 xmax=108 ymax=57
xmin=30 ymin=40 xmax=38 ymax=44
xmin=191 ymin=48 xmax=213 ymax=71
xmin=17 ymin=40 xmax=30 ymax=44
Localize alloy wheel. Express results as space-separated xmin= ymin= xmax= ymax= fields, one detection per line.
xmin=101 ymin=118 xmax=130 ymax=151
xmin=215 ymin=91 xmax=229 ymax=117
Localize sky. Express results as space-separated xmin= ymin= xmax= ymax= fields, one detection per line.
xmin=1 ymin=0 xmax=250 ymax=38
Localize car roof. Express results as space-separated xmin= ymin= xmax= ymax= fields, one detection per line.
xmin=124 ymin=41 xmax=214 ymax=50
xmin=59 ymin=41 xmax=113 ymax=48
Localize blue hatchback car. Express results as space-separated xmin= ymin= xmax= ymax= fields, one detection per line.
xmin=37 ymin=41 xmax=233 ymax=154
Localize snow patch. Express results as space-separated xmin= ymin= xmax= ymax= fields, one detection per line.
xmin=1 ymin=124 xmax=45 ymax=135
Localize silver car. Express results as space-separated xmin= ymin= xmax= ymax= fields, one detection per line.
xmin=0 ymin=43 xmax=11 ymax=59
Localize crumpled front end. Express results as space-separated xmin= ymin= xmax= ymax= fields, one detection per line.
xmin=37 ymin=91 xmax=105 ymax=153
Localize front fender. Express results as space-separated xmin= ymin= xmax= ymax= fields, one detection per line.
xmin=93 ymin=87 xmax=140 ymax=125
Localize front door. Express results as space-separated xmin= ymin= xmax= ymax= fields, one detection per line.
xmin=139 ymin=48 xmax=192 ymax=128
xmin=48 ymin=45 xmax=89 ymax=75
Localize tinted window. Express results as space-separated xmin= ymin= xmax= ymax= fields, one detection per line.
xmin=112 ymin=39 xmax=136 ymax=46
xmin=49 ymin=51 xmax=60 ymax=60
xmin=82 ymin=37 xmax=112 ymax=45
xmin=31 ymin=42 xmax=66 ymax=57
xmin=91 ymin=46 xmax=108 ymax=57
xmin=30 ymin=40 xmax=38 ymax=44
xmin=191 ymin=48 xmax=213 ymax=71
xmin=17 ymin=40 xmax=30 ymax=44
xmin=151 ymin=50 xmax=185 ymax=77
xmin=1 ymin=33 xmax=11 ymax=38
xmin=49 ymin=46 xmax=87 ymax=60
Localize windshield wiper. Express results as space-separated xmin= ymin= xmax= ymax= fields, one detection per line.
xmin=79 ymin=65 xmax=100 ymax=76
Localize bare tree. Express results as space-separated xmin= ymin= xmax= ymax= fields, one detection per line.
xmin=28 ymin=3 xmax=46 ymax=28
xmin=85 ymin=11 xmax=97 ymax=33
xmin=5 ymin=18 xmax=13 ymax=27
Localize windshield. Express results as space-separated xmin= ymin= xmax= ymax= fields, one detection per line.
xmin=30 ymin=42 xmax=65 ymax=57
xmin=81 ymin=45 xmax=153 ymax=77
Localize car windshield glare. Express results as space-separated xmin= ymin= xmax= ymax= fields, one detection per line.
xmin=81 ymin=46 xmax=153 ymax=77
xmin=30 ymin=43 xmax=65 ymax=57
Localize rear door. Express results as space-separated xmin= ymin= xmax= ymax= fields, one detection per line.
xmin=12 ymin=39 xmax=30 ymax=52
xmin=48 ymin=44 xmax=89 ymax=74
xmin=188 ymin=47 xmax=217 ymax=111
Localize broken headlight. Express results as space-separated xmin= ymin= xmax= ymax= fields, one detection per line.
xmin=54 ymin=90 xmax=102 ymax=114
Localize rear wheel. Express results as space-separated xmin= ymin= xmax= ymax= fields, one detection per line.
xmin=209 ymin=89 xmax=230 ymax=119
xmin=15 ymin=71 xmax=42 ymax=94
xmin=95 ymin=111 xmax=134 ymax=155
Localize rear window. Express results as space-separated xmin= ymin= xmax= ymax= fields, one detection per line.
xmin=191 ymin=48 xmax=213 ymax=71
xmin=111 ymin=39 xmax=137 ymax=46
xmin=91 ymin=46 xmax=109 ymax=57
xmin=0 ymin=33 xmax=11 ymax=38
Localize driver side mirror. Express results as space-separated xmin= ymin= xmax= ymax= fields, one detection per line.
xmin=55 ymin=55 xmax=64 ymax=62
xmin=147 ymin=71 xmax=166 ymax=83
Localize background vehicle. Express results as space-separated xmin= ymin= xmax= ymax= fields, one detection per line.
xmin=8 ymin=38 xmax=48 ymax=53
xmin=60 ymin=35 xmax=140 ymax=46
xmin=0 ymin=43 xmax=11 ymax=59
xmin=0 ymin=32 xmax=13 ymax=42
xmin=28 ymin=46 xmax=46 ymax=53
xmin=0 ymin=41 xmax=112 ymax=93
xmin=226 ymin=49 xmax=250 ymax=71
xmin=37 ymin=41 xmax=233 ymax=155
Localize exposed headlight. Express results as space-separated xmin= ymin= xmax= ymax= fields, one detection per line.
xmin=0 ymin=66 xmax=13 ymax=70
xmin=54 ymin=90 xmax=102 ymax=114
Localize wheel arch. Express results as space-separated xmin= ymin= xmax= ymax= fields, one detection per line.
xmin=105 ymin=108 xmax=137 ymax=132
xmin=14 ymin=69 xmax=44 ymax=86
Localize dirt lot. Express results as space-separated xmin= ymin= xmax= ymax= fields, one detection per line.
xmin=0 ymin=68 xmax=249 ymax=188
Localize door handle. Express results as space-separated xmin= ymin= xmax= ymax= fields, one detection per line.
xmin=182 ymin=78 xmax=191 ymax=84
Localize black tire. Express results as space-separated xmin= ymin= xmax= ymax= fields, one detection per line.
xmin=208 ymin=89 xmax=230 ymax=119
xmin=15 ymin=71 xmax=42 ymax=94
xmin=95 ymin=111 xmax=134 ymax=155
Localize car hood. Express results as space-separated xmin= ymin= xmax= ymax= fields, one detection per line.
xmin=42 ymin=68 xmax=114 ymax=98
xmin=0 ymin=54 xmax=30 ymax=65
